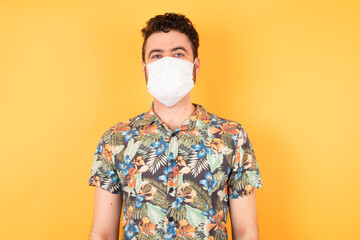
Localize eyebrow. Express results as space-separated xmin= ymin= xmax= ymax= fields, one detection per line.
xmin=147 ymin=46 xmax=188 ymax=58
xmin=170 ymin=47 xmax=188 ymax=53
xmin=148 ymin=49 xmax=163 ymax=58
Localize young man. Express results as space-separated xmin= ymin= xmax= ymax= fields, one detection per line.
xmin=88 ymin=13 xmax=263 ymax=240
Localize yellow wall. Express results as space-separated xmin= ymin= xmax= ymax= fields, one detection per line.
xmin=1 ymin=0 xmax=359 ymax=239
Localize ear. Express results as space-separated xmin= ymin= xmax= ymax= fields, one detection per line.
xmin=142 ymin=61 xmax=146 ymax=74
xmin=194 ymin=57 xmax=200 ymax=76
xmin=142 ymin=61 xmax=148 ymax=84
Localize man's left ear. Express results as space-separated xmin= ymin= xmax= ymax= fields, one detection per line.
xmin=194 ymin=57 xmax=200 ymax=76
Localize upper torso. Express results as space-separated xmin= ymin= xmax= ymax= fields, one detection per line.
xmin=88 ymin=103 xmax=263 ymax=240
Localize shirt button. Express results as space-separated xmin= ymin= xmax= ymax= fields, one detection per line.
xmin=169 ymin=217 xmax=174 ymax=222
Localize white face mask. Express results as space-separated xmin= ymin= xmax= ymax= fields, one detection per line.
xmin=145 ymin=57 xmax=195 ymax=107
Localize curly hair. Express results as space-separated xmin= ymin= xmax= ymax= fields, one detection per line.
xmin=141 ymin=13 xmax=199 ymax=61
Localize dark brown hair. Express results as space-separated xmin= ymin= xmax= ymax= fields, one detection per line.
xmin=141 ymin=13 xmax=199 ymax=61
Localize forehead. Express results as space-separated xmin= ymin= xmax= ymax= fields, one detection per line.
xmin=145 ymin=30 xmax=193 ymax=54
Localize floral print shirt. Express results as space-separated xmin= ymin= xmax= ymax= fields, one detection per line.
xmin=88 ymin=103 xmax=263 ymax=240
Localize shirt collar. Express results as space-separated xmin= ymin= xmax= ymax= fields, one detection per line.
xmin=139 ymin=102 xmax=211 ymax=132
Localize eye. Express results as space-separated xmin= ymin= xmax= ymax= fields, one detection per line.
xmin=174 ymin=52 xmax=184 ymax=57
xmin=151 ymin=54 xmax=162 ymax=59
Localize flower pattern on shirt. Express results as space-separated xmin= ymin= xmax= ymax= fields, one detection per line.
xmin=88 ymin=103 xmax=264 ymax=240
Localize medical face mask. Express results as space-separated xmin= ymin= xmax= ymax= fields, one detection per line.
xmin=145 ymin=57 xmax=195 ymax=107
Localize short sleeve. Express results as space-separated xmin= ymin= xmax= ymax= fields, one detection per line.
xmin=228 ymin=125 xmax=263 ymax=198
xmin=88 ymin=130 xmax=123 ymax=194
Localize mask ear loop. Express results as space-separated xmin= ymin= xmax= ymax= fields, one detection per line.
xmin=192 ymin=58 xmax=197 ymax=66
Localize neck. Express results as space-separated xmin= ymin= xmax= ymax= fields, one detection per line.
xmin=153 ymin=93 xmax=195 ymax=131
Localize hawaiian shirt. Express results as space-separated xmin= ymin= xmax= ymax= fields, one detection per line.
xmin=88 ymin=103 xmax=263 ymax=240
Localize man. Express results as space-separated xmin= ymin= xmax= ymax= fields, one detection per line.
xmin=88 ymin=13 xmax=263 ymax=240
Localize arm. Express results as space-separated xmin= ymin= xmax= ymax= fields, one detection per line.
xmin=89 ymin=185 xmax=123 ymax=240
xmin=229 ymin=192 xmax=259 ymax=240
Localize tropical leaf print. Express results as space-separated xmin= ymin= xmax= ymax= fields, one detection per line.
xmin=179 ymin=237 xmax=193 ymax=240
xmin=168 ymin=137 xmax=179 ymax=159
xmin=221 ymin=146 xmax=233 ymax=155
xmin=155 ymin=220 xmax=166 ymax=238
xmin=224 ymin=154 xmax=233 ymax=167
xmin=98 ymin=174 xmax=122 ymax=194
xmin=136 ymin=133 xmax=160 ymax=147
xmin=112 ymin=132 xmax=125 ymax=146
xmin=185 ymin=205 xmax=207 ymax=227
xmin=132 ymin=203 xmax=148 ymax=220
xmin=178 ymin=144 xmax=194 ymax=158
xmin=168 ymin=204 xmax=187 ymax=221
xmin=136 ymin=233 xmax=157 ymax=240
xmin=146 ymin=202 xmax=164 ymax=225
xmin=137 ymin=143 xmax=152 ymax=157
xmin=90 ymin=158 xmax=104 ymax=176
xmin=124 ymin=138 xmax=142 ymax=161
xmin=130 ymin=115 xmax=148 ymax=128
xmin=188 ymin=155 xmax=210 ymax=178
xmin=142 ymin=177 xmax=168 ymax=209
xmin=238 ymin=126 xmax=248 ymax=146
xmin=220 ymin=133 xmax=234 ymax=149
xmin=113 ymin=145 xmax=124 ymax=155
xmin=207 ymin=154 xmax=223 ymax=172
xmin=102 ymin=131 xmax=112 ymax=144
xmin=246 ymin=170 xmax=263 ymax=188
xmin=213 ymin=170 xmax=226 ymax=189
xmin=231 ymin=173 xmax=249 ymax=192
xmin=142 ymin=177 xmax=167 ymax=195
xmin=149 ymin=192 xmax=168 ymax=209
xmin=179 ymin=133 xmax=201 ymax=148
xmin=197 ymin=125 xmax=211 ymax=140
xmin=123 ymin=185 xmax=137 ymax=198
xmin=195 ymin=223 xmax=208 ymax=239
xmin=147 ymin=148 xmax=168 ymax=174
xmin=215 ymin=229 xmax=227 ymax=240
xmin=183 ymin=180 xmax=210 ymax=212
xmin=98 ymin=155 xmax=115 ymax=172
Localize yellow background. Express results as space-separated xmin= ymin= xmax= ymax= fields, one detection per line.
xmin=1 ymin=0 xmax=359 ymax=239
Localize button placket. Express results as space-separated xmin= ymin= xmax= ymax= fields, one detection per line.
xmin=166 ymin=131 xmax=179 ymax=229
